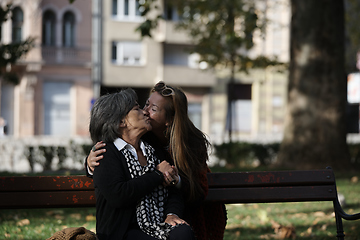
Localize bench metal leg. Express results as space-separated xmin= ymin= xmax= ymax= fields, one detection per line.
xmin=334 ymin=201 xmax=345 ymax=240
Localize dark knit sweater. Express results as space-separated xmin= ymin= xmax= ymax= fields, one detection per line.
xmin=93 ymin=141 xmax=184 ymax=240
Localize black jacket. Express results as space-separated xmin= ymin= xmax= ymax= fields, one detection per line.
xmin=93 ymin=141 xmax=184 ymax=240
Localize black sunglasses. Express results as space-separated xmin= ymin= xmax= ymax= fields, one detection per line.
xmin=154 ymin=81 xmax=175 ymax=97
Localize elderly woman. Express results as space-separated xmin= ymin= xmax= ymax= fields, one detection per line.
xmin=89 ymin=88 xmax=195 ymax=240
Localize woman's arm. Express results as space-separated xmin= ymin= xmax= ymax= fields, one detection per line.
xmin=93 ymin=144 xmax=167 ymax=208
xmin=84 ymin=141 xmax=106 ymax=177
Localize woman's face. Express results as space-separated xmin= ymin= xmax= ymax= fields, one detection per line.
xmin=124 ymin=104 xmax=152 ymax=133
xmin=143 ymin=92 xmax=170 ymax=133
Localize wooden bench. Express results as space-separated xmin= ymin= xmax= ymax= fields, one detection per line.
xmin=1 ymin=167 xmax=359 ymax=239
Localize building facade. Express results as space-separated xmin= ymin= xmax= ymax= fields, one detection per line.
xmin=97 ymin=0 xmax=217 ymax=136
xmin=0 ymin=0 xmax=92 ymax=137
xmin=97 ymin=0 xmax=290 ymax=144
xmin=0 ymin=0 xmax=290 ymax=143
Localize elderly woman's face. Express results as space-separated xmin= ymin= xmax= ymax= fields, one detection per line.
xmin=143 ymin=92 xmax=170 ymax=133
xmin=124 ymin=104 xmax=152 ymax=132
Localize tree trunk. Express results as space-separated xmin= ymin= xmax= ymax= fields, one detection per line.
xmin=277 ymin=0 xmax=351 ymax=170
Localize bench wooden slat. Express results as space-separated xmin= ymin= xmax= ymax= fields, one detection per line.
xmin=0 ymin=176 xmax=93 ymax=192
xmin=1 ymin=168 xmax=358 ymax=240
xmin=1 ymin=170 xmax=335 ymax=193
xmin=205 ymin=185 xmax=337 ymax=204
xmin=207 ymin=170 xmax=335 ymax=188
xmin=0 ymin=191 xmax=96 ymax=209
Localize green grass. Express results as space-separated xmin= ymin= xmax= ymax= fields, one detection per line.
xmin=223 ymin=177 xmax=360 ymax=240
xmin=1 ymin=171 xmax=359 ymax=239
xmin=0 ymin=208 xmax=96 ymax=240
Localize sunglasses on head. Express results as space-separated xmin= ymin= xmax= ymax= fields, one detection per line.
xmin=154 ymin=81 xmax=175 ymax=97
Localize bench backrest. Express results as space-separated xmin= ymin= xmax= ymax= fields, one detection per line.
xmin=0 ymin=169 xmax=337 ymax=209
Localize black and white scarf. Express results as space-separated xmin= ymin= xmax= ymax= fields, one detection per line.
xmin=121 ymin=142 xmax=174 ymax=240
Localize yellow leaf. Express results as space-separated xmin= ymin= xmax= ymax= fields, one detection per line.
xmin=70 ymin=213 xmax=82 ymax=220
xmin=350 ymin=176 xmax=358 ymax=183
xmin=86 ymin=215 xmax=96 ymax=221
xmin=314 ymin=211 xmax=325 ymax=217
xmin=16 ymin=219 xmax=30 ymax=226
xmin=55 ymin=214 xmax=64 ymax=220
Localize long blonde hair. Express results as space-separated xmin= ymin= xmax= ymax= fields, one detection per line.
xmin=152 ymin=82 xmax=211 ymax=201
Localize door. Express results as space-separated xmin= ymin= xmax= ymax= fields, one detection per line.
xmin=43 ymin=82 xmax=71 ymax=136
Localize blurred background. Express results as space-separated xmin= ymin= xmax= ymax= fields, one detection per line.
xmin=0 ymin=0 xmax=360 ymax=174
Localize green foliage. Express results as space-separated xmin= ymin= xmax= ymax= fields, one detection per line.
xmin=57 ymin=146 xmax=67 ymax=169
xmin=38 ymin=146 xmax=56 ymax=171
xmin=137 ymin=0 xmax=285 ymax=72
xmin=215 ymin=141 xmax=360 ymax=169
xmin=24 ymin=146 xmax=36 ymax=172
xmin=0 ymin=5 xmax=35 ymax=85
xmin=214 ymin=141 xmax=252 ymax=167
xmin=345 ymin=0 xmax=360 ymax=72
xmin=175 ymin=0 xmax=263 ymax=70
xmin=0 ymin=4 xmax=11 ymax=23
xmin=348 ymin=143 xmax=360 ymax=166
xmin=23 ymin=143 xmax=92 ymax=172
xmin=0 ymin=38 xmax=35 ymax=66
xmin=214 ymin=141 xmax=280 ymax=167
xmin=136 ymin=0 xmax=162 ymax=37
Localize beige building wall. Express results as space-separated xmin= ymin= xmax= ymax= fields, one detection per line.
xmin=100 ymin=0 xmax=290 ymax=143
xmin=0 ymin=0 xmax=93 ymax=137
xmin=215 ymin=0 xmax=290 ymax=142
xmin=101 ymin=0 xmax=216 ymax=137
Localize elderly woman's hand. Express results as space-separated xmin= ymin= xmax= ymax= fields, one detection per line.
xmin=165 ymin=214 xmax=189 ymax=226
xmin=87 ymin=141 xmax=106 ymax=172
xmin=156 ymin=161 xmax=179 ymax=186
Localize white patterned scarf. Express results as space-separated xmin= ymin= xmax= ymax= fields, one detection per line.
xmin=121 ymin=142 xmax=174 ymax=240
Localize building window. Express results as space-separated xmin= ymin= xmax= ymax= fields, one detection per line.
xmin=188 ymin=103 xmax=202 ymax=130
xmin=163 ymin=1 xmax=180 ymax=21
xmin=43 ymin=82 xmax=72 ymax=136
xmin=112 ymin=0 xmax=142 ymax=21
xmin=11 ymin=7 xmax=23 ymax=43
xmin=63 ymin=11 xmax=75 ymax=47
xmin=112 ymin=41 xmax=144 ymax=66
xmin=272 ymin=95 xmax=283 ymax=107
xmin=42 ymin=10 xmax=56 ymax=46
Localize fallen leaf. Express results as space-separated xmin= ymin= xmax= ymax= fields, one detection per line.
xmin=313 ymin=211 xmax=325 ymax=217
xmin=70 ymin=213 xmax=82 ymax=220
xmin=259 ymin=233 xmax=272 ymax=239
xmin=55 ymin=214 xmax=64 ymax=220
xmin=312 ymin=218 xmax=321 ymax=225
xmin=271 ymin=220 xmax=296 ymax=239
xmin=16 ymin=219 xmax=30 ymax=226
xmin=86 ymin=215 xmax=96 ymax=221
xmin=350 ymin=176 xmax=358 ymax=183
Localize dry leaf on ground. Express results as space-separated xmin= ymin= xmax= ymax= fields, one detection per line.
xmin=16 ymin=219 xmax=30 ymax=226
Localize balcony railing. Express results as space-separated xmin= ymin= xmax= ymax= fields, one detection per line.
xmin=163 ymin=65 xmax=216 ymax=87
xmin=41 ymin=46 xmax=91 ymax=65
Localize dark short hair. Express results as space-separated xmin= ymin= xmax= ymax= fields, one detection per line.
xmin=89 ymin=88 xmax=137 ymax=143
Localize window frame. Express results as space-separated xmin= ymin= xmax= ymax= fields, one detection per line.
xmin=111 ymin=41 xmax=145 ymax=66
xmin=111 ymin=0 xmax=143 ymax=22
xmin=42 ymin=10 xmax=56 ymax=46
xmin=62 ymin=11 xmax=76 ymax=47
xmin=11 ymin=6 xmax=23 ymax=43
